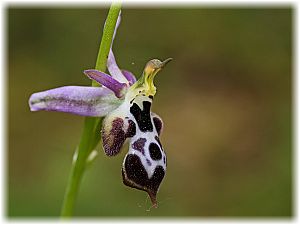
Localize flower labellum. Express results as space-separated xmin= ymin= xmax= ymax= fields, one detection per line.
xmin=28 ymin=11 xmax=171 ymax=207
xmin=100 ymin=58 xmax=172 ymax=207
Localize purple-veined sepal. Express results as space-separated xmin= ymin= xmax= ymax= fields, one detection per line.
xmin=29 ymin=86 xmax=121 ymax=117
xmin=107 ymin=50 xmax=129 ymax=84
xmin=105 ymin=10 xmax=135 ymax=85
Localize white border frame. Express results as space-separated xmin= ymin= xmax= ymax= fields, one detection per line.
xmin=1 ymin=0 xmax=297 ymax=224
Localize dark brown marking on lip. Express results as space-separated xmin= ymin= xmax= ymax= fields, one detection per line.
xmin=149 ymin=142 xmax=162 ymax=160
xmin=126 ymin=119 xmax=136 ymax=138
xmin=122 ymin=154 xmax=165 ymax=207
xmin=130 ymin=101 xmax=153 ymax=132
xmin=132 ymin=138 xmax=147 ymax=155
xmin=153 ymin=117 xmax=163 ymax=136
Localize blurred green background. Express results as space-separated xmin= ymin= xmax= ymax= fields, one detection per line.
xmin=8 ymin=7 xmax=292 ymax=217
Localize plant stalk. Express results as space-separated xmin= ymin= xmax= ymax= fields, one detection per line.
xmin=60 ymin=3 xmax=122 ymax=217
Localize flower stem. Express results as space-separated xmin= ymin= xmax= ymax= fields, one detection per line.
xmin=60 ymin=3 xmax=122 ymax=218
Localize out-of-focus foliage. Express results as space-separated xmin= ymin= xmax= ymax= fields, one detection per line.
xmin=8 ymin=7 xmax=292 ymax=217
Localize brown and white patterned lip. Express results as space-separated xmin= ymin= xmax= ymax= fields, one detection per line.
xmin=122 ymin=154 xmax=165 ymax=208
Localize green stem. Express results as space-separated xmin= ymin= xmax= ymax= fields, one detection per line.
xmin=60 ymin=3 xmax=122 ymax=218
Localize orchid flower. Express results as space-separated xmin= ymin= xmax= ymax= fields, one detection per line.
xmin=28 ymin=11 xmax=171 ymax=207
